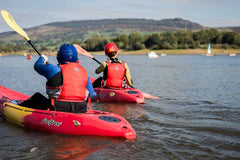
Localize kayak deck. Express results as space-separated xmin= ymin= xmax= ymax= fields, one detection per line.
xmin=94 ymin=87 xmax=145 ymax=103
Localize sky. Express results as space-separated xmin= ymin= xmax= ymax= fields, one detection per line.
xmin=0 ymin=0 xmax=240 ymax=33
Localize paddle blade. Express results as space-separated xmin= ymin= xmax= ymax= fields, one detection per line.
xmin=142 ymin=92 xmax=160 ymax=99
xmin=1 ymin=10 xmax=30 ymax=41
xmin=73 ymin=44 xmax=94 ymax=58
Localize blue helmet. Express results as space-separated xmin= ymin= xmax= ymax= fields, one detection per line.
xmin=57 ymin=44 xmax=78 ymax=64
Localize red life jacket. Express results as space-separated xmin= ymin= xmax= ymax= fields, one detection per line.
xmin=105 ymin=60 xmax=125 ymax=88
xmin=58 ymin=63 xmax=88 ymax=101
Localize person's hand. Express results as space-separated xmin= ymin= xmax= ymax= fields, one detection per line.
xmin=41 ymin=55 xmax=48 ymax=64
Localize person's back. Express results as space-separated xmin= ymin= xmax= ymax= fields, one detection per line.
xmin=57 ymin=63 xmax=88 ymax=100
xmin=105 ymin=60 xmax=125 ymax=88
xmin=21 ymin=44 xmax=96 ymax=113
xmin=93 ymin=43 xmax=133 ymax=88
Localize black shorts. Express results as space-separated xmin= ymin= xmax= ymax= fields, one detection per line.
xmin=54 ymin=100 xmax=87 ymax=113
xmin=20 ymin=92 xmax=87 ymax=113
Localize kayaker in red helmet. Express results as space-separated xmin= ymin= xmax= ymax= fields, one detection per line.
xmin=20 ymin=44 xmax=97 ymax=113
xmin=92 ymin=43 xmax=133 ymax=88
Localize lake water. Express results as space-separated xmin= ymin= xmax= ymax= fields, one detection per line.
xmin=0 ymin=55 xmax=240 ymax=160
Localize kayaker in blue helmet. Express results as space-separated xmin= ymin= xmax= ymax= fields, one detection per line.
xmin=92 ymin=43 xmax=133 ymax=88
xmin=20 ymin=43 xmax=97 ymax=113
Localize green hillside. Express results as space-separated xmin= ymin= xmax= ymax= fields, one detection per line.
xmin=0 ymin=18 xmax=239 ymax=54
xmin=0 ymin=18 xmax=204 ymax=45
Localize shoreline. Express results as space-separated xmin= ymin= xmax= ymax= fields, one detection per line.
xmin=119 ymin=49 xmax=240 ymax=55
xmin=1 ymin=48 xmax=240 ymax=56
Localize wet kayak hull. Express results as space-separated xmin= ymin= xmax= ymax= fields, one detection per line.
xmin=94 ymin=87 xmax=145 ymax=104
xmin=0 ymin=86 xmax=136 ymax=139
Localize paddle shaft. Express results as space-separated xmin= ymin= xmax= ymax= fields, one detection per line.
xmin=74 ymin=44 xmax=136 ymax=87
xmin=28 ymin=40 xmax=42 ymax=56
xmin=74 ymin=44 xmax=160 ymax=99
xmin=1 ymin=10 xmax=42 ymax=56
xmin=28 ymin=40 xmax=49 ymax=64
xmin=1 ymin=10 xmax=43 ymax=57
xmin=93 ymin=57 xmax=101 ymax=65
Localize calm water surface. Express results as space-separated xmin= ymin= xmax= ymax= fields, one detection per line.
xmin=0 ymin=55 xmax=240 ymax=160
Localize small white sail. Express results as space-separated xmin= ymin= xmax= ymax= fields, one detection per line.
xmin=205 ymin=42 xmax=213 ymax=56
xmin=207 ymin=43 xmax=211 ymax=54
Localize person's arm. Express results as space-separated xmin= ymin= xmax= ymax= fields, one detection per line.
xmin=86 ymin=77 xmax=97 ymax=98
xmin=95 ymin=62 xmax=107 ymax=74
xmin=34 ymin=56 xmax=61 ymax=80
xmin=125 ymin=63 xmax=133 ymax=86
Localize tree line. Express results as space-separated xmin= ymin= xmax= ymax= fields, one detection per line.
xmin=79 ymin=28 xmax=240 ymax=51
xmin=1 ymin=28 xmax=240 ymax=53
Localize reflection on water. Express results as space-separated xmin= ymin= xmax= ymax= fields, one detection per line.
xmin=93 ymin=103 xmax=145 ymax=119
xmin=41 ymin=135 xmax=122 ymax=160
xmin=0 ymin=55 xmax=240 ymax=159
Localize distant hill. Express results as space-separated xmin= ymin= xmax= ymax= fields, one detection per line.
xmin=0 ymin=18 xmax=239 ymax=45
xmin=46 ymin=18 xmax=203 ymax=30
xmin=0 ymin=18 xmax=203 ymax=44
xmin=218 ymin=26 xmax=240 ymax=33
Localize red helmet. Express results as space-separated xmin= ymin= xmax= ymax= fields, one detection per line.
xmin=104 ymin=43 xmax=118 ymax=56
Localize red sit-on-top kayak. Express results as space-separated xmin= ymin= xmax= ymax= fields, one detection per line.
xmin=0 ymin=85 xmax=136 ymax=139
xmin=94 ymin=87 xmax=145 ymax=103
xmin=90 ymin=78 xmax=144 ymax=104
